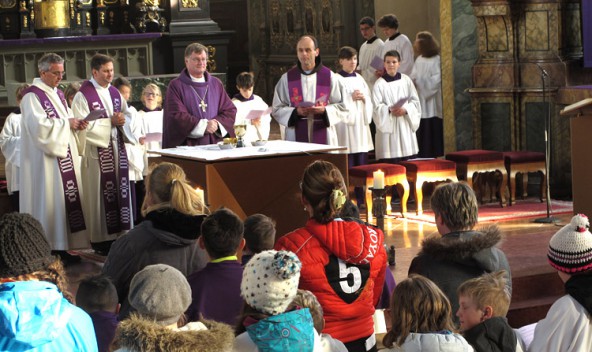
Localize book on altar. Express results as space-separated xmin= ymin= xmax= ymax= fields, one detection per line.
xmin=370 ymin=55 xmax=384 ymax=70
xmin=84 ymin=109 xmax=106 ymax=121
xmin=299 ymin=95 xmax=328 ymax=108
xmin=391 ymin=97 xmax=409 ymax=109
xmin=144 ymin=132 xmax=163 ymax=143
xmin=244 ymin=107 xmax=273 ymax=120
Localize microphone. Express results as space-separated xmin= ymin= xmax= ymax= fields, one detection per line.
xmin=535 ymin=63 xmax=549 ymax=77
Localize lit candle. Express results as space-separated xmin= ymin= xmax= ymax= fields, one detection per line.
xmin=195 ymin=187 xmax=205 ymax=203
xmin=373 ymin=170 xmax=385 ymax=189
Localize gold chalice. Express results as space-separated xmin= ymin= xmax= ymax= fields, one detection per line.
xmin=234 ymin=124 xmax=247 ymax=148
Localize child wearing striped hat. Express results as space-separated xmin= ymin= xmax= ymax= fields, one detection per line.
xmin=528 ymin=214 xmax=592 ymax=352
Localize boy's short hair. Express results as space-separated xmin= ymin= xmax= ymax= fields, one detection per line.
xmin=384 ymin=50 xmax=401 ymax=62
xmin=290 ymin=289 xmax=324 ymax=333
xmin=112 ymin=76 xmax=131 ymax=90
xmin=457 ymin=270 xmax=511 ymax=317
xmin=243 ymin=213 xmax=276 ymax=253
xmin=338 ymin=46 xmax=357 ymax=60
xmin=430 ymin=182 xmax=478 ymax=232
xmin=201 ymin=208 xmax=244 ymax=259
xmin=377 ymin=14 xmax=399 ymax=30
xmin=236 ymin=72 xmax=255 ymax=89
xmin=359 ymin=16 xmax=375 ymax=27
xmin=76 ymin=275 xmax=119 ymax=313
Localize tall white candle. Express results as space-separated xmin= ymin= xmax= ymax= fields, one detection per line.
xmin=373 ymin=170 xmax=385 ymax=189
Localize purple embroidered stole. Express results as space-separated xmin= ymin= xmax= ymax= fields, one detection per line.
xmin=24 ymin=86 xmax=86 ymax=233
xmin=287 ymin=65 xmax=331 ymax=144
xmin=79 ymin=81 xmax=131 ymax=234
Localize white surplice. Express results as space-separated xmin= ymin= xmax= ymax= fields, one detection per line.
xmin=232 ymin=95 xmax=272 ymax=145
xmin=137 ymin=109 xmax=163 ymax=175
xmin=335 ymin=73 xmax=374 ymax=153
xmin=0 ymin=112 xmax=21 ymax=194
xmin=71 ymin=78 xmax=136 ymax=244
xmin=358 ymin=37 xmax=385 ymax=90
xmin=272 ymin=68 xmax=348 ymax=146
xmin=124 ymin=105 xmax=144 ymax=182
xmin=409 ymin=55 xmax=443 ymax=119
xmin=372 ymin=74 xmax=421 ymax=160
xmin=382 ymin=33 xmax=415 ymax=76
xmin=19 ymin=78 xmax=89 ymax=250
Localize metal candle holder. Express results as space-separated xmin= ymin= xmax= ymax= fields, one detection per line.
xmin=371 ymin=187 xmax=387 ymax=232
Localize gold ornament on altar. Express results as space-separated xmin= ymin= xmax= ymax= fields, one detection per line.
xmin=181 ymin=0 xmax=197 ymax=8
xmin=34 ymin=0 xmax=70 ymax=29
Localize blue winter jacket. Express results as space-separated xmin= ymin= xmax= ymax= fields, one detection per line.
xmin=0 ymin=281 xmax=98 ymax=351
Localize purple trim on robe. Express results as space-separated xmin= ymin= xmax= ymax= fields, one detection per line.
xmin=23 ymin=86 xmax=86 ymax=233
xmin=366 ymin=36 xmax=379 ymax=45
xmin=287 ymin=65 xmax=331 ymax=144
xmin=382 ymin=72 xmax=402 ymax=82
xmin=162 ymin=69 xmax=237 ymax=147
xmin=140 ymin=106 xmax=162 ymax=112
xmin=79 ymin=81 xmax=131 ymax=234
xmin=233 ymin=93 xmax=254 ymax=102
xmin=338 ymin=70 xmax=357 ymax=78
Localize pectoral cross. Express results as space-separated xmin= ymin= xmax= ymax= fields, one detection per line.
xmin=199 ymin=99 xmax=207 ymax=112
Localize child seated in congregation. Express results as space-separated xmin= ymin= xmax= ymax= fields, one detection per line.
xmin=235 ymin=250 xmax=321 ymax=351
xmin=381 ymin=274 xmax=473 ymax=351
xmin=291 ymin=289 xmax=348 ymax=352
xmin=241 ymin=213 xmax=276 ymax=266
xmin=186 ymin=208 xmax=245 ymax=326
xmin=527 ymin=214 xmax=592 ymax=352
xmin=457 ymin=271 xmax=524 ymax=352
xmin=76 ymin=275 xmax=120 ymax=352
xmin=232 ymin=71 xmax=272 ymax=145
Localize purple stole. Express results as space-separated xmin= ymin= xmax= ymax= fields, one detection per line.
xmin=24 ymin=86 xmax=86 ymax=233
xmin=287 ymin=65 xmax=331 ymax=144
xmin=79 ymin=81 xmax=131 ymax=234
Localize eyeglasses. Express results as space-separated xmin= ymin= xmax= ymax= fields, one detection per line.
xmin=143 ymin=92 xmax=159 ymax=97
xmin=46 ymin=71 xmax=65 ymax=77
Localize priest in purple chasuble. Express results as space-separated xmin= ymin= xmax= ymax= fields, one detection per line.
xmin=19 ymin=53 xmax=90 ymax=250
xmin=72 ymin=54 xmax=137 ymax=253
xmin=163 ymin=42 xmax=236 ymax=148
xmin=272 ymin=35 xmax=348 ymax=145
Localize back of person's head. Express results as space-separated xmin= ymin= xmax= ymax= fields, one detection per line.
xmin=142 ymin=162 xmax=207 ymax=217
xmin=337 ymin=46 xmax=357 ymax=60
xmin=359 ymin=16 xmax=375 ymax=27
xmin=90 ymin=53 xmax=114 ymax=71
xmin=76 ymin=275 xmax=119 ymax=314
xmin=430 ymin=182 xmax=478 ymax=232
xmin=243 ymin=214 xmax=276 ymax=254
xmin=112 ymin=76 xmax=131 ymax=90
xmin=548 ymin=213 xmax=592 ymax=274
xmin=235 ymin=71 xmax=255 ymax=89
xmin=128 ymin=264 xmax=191 ymax=326
xmin=15 ymin=83 xmax=30 ymax=105
xmin=415 ymin=31 xmax=440 ymax=58
xmin=241 ymin=250 xmax=302 ymax=316
xmin=290 ymin=289 xmax=324 ymax=333
xmin=383 ymin=274 xmax=456 ymax=348
xmin=339 ymin=199 xmax=360 ymax=219
xmin=301 ymin=160 xmax=347 ymax=224
xmin=0 ymin=213 xmax=72 ymax=302
xmin=63 ymin=82 xmax=81 ymax=105
xmin=384 ymin=50 xmax=401 ymax=62
xmin=457 ymin=270 xmax=511 ymax=318
xmin=185 ymin=42 xmax=208 ymax=57
xmin=377 ymin=14 xmax=399 ymax=29
xmin=201 ymin=208 xmax=244 ymax=259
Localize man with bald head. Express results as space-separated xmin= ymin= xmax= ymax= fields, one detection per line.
xmin=272 ymin=35 xmax=347 ymax=145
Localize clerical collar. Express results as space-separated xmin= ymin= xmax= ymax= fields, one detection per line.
xmin=13 ymin=108 xmax=21 ymax=114
xmin=382 ymin=72 xmax=402 ymax=82
xmin=90 ymin=77 xmax=110 ymax=89
xmin=233 ymin=93 xmax=254 ymax=102
xmin=338 ymin=70 xmax=356 ymax=78
xmin=366 ymin=36 xmax=379 ymax=44
xmin=388 ymin=32 xmax=401 ymax=41
xmin=141 ymin=106 xmax=162 ymax=112
xmin=190 ymin=75 xmax=206 ymax=83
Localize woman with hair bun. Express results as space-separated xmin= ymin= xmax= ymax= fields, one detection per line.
xmin=103 ymin=162 xmax=209 ymax=320
xmin=275 ymin=160 xmax=387 ymax=352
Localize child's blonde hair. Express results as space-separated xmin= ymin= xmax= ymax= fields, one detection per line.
xmin=457 ymin=270 xmax=511 ymax=317
xmin=290 ymin=289 xmax=324 ymax=333
xmin=141 ymin=162 xmax=207 ymax=217
xmin=141 ymin=83 xmax=163 ymax=107
xmin=383 ymin=274 xmax=456 ymax=348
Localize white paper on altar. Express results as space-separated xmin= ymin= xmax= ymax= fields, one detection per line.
xmin=151 ymin=140 xmax=346 ymax=161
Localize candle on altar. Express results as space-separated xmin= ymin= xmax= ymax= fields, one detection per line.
xmin=373 ymin=170 xmax=385 ymax=189
xmin=196 ymin=187 xmax=205 ymax=203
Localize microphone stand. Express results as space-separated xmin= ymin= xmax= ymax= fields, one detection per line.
xmin=534 ymin=63 xmax=558 ymax=224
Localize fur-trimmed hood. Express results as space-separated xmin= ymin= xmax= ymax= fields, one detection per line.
xmin=420 ymin=225 xmax=504 ymax=271
xmin=112 ymin=315 xmax=234 ymax=352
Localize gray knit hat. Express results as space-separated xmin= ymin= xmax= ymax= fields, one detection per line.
xmin=128 ymin=264 xmax=192 ymax=326
xmin=0 ymin=213 xmax=55 ymax=278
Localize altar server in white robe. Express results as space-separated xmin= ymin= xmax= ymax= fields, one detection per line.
xmin=273 ymin=35 xmax=348 ymax=146
xmin=372 ymin=50 xmax=421 ymax=161
xmin=72 ymin=53 xmax=136 ymax=255
xmin=358 ymin=16 xmax=384 ymax=90
xmin=377 ymin=14 xmax=415 ymax=76
xmin=232 ymin=71 xmax=271 ymax=145
xmin=19 ymin=53 xmax=90 ymax=250
xmin=0 ymin=84 xmax=29 ymax=211
xmin=137 ymin=83 xmax=164 ymax=176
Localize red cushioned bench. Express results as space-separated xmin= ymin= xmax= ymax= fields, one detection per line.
xmin=503 ymin=151 xmax=546 ymax=205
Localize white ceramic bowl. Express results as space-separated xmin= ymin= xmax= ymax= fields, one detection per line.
xmin=252 ymin=140 xmax=267 ymax=146
xmin=218 ymin=142 xmax=236 ymax=150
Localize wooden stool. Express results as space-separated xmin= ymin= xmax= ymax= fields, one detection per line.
xmin=398 ymin=159 xmax=458 ymax=215
xmin=446 ymin=149 xmax=508 ymax=207
xmin=348 ymin=163 xmax=409 ymax=218
xmin=503 ymin=151 xmax=546 ymax=205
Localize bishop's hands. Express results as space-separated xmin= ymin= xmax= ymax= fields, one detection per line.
xmin=206 ymin=119 xmax=219 ymax=134
xmin=69 ymin=118 xmax=88 ymax=130
xmin=111 ymin=112 xmax=125 ymax=127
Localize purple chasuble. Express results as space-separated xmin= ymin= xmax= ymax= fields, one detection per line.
xmin=79 ymin=81 xmax=131 ymax=234
xmin=287 ymin=65 xmax=331 ymax=144
xmin=23 ymin=86 xmax=86 ymax=233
